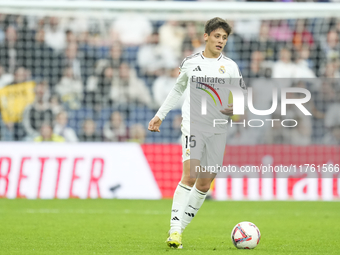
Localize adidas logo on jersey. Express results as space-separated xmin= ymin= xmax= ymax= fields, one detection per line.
xmin=193 ymin=66 xmax=202 ymax=71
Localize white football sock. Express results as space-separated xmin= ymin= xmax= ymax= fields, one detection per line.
xmin=181 ymin=185 xmax=207 ymax=231
xmin=169 ymin=182 xmax=192 ymax=234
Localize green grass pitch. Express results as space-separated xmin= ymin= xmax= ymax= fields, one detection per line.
xmin=1 ymin=199 xmax=339 ymax=254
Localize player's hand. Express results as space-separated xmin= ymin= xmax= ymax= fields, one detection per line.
xmin=148 ymin=116 xmax=162 ymax=132
xmin=220 ymin=104 xmax=233 ymax=116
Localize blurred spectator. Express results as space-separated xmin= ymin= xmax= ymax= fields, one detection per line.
xmin=92 ymin=66 xmax=114 ymax=108
xmin=293 ymin=46 xmax=316 ymax=78
xmin=62 ymin=42 xmax=83 ymax=81
xmin=78 ymin=30 xmax=89 ymax=47
xmin=292 ymin=19 xmax=314 ymax=50
xmin=78 ymin=32 xmax=109 ymax=77
xmin=78 ymin=119 xmax=102 ymax=142
xmin=0 ymin=67 xmax=31 ymax=141
xmin=12 ymin=67 xmax=29 ymax=84
xmin=159 ymin=21 xmax=185 ymax=58
xmin=152 ymin=67 xmax=186 ymax=109
xmin=182 ymin=22 xmax=204 ymax=53
xmin=29 ymin=28 xmax=55 ymax=82
xmin=223 ymin=20 xmax=243 ymax=63
xmin=321 ymin=60 xmax=340 ymax=78
xmin=0 ymin=65 xmax=13 ymax=89
xmin=269 ymin=20 xmax=293 ymax=43
xmin=272 ymin=48 xmax=296 ymax=79
xmin=55 ymin=67 xmax=83 ymax=110
xmin=0 ymin=25 xmax=24 ymax=74
xmin=49 ymin=94 xmax=63 ymax=115
xmin=137 ymin=32 xmax=177 ymax=76
xmin=110 ymin=63 xmax=152 ymax=107
xmin=112 ymin=13 xmax=152 ymax=46
xmin=22 ymin=81 xmax=53 ymax=140
xmin=66 ymin=30 xmax=77 ymax=45
xmin=320 ymin=30 xmax=340 ymax=61
xmin=311 ymin=80 xmax=337 ymax=142
xmin=128 ymin=123 xmax=146 ymax=144
xmin=249 ymin=21 xmax=277 ymax=61
xmin=103 ymin=111 xmax=128 ymax=142
xmin=34 ymin=122 xmax=65 ymax=142
xmin=53 ymin=111 xmax=78 ymax=142
xmin=245 ymin=51 xmax=265 ymax=78
xmin=108 ymin=42 xmax=123 ymax=69
xmin=44 ymin=17 xmax=66 ymax=53
xmin=84 ymin=42 xmax=124 ymax=108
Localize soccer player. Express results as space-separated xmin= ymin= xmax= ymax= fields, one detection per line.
xmin=148 ymin=17 xmax=247 ymax=249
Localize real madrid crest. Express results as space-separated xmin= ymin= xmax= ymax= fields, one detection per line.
xmin=185 ymin=149 xmax=190 ymax=157
xmin=219 ymin=65 xmax=226 ymax=74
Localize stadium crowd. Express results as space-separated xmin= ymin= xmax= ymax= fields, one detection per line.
xmin=0 ymin=14 xmax=339 ymax=145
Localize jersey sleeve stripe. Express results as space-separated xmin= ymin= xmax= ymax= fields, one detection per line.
xmin=180 ymin=53 xmax=200 ymax=68
xmin=222 ymin=56 xmax=232 ymax=61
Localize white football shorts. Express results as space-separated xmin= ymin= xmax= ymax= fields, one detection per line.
xmin=181 ymin=123 xmax=227 ymax=173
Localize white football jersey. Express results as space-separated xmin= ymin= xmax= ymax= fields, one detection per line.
xmin=156 ymin=51 xmax=247 ymax=134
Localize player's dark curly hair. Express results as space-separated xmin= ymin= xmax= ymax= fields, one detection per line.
xmin=205 ymin=17 xmax=232 ymax=36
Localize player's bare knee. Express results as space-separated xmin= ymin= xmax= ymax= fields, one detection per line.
xmin=181 ymin=174 xmax=196 ymax=187
xmin=195 ymin=180 xmax=211 ymax=193
xmin=195 ymin=184 xmax=210 ymax=193
xmin=181 ymin=176 xmax=196 ymax=187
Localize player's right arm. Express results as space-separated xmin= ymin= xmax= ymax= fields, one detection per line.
xmin=148 ymin=61 xmax=188 ymax=132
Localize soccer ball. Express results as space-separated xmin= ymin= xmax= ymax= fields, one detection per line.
xmin=231 ymin=221 xmax=261 ymax=249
